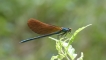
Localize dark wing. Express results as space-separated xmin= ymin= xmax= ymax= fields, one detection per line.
xmin=27 ymin=18 xmax=62 ymax=35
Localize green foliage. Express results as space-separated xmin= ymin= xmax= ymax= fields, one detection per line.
xmin=49 ymin=24 xmax=92 ymax=60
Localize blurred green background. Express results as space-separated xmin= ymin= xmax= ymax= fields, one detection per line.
xmin=0 ymin=0 xmax=106 ymax=60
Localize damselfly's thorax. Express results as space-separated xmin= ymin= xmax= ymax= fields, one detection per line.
xmin=61 ymin=28 xmax=71 ymax=32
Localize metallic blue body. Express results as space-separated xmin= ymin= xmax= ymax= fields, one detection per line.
xmin=20 ymin=27 xmax=71 ymax=43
